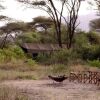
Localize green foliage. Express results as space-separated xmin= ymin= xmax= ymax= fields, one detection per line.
xmin=37 ymin=49 xmax=79 ymax=64
xmin=75 ymin=45 xmax=100 ymax=60
xmin=17 ymin=24 xmax=66 ymax=44
xmin=87 ymin=32 xmax=100 ymax=44
xmin=36 ymin=53 xmax=49 ymax=64
xmin=39 ymin=25 xmax=57 ymax=43
xmin=50 ymin=49 xmax=77 ymax=64
xmin=74 ymin=32 xmax=89 ymax=47
xmin=26 ymin=59 xmax=37 ymax=66
xmin=74 ymin=32 xmax=100 ymax=61
xmin=0 ymin=45 xmax=25 ymax=63
xmin=17 ymin=32 xmax=41 ymax=43
xmin=88 ymin=60 xmax=100 ymax=68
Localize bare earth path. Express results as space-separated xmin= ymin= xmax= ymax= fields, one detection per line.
xmin=0 ymin=80 xmax=100 ymax=100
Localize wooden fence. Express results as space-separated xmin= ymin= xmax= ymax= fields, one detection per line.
xmin=69 ymin=71 xmax=100 ymax=86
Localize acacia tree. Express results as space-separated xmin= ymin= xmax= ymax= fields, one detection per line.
xmin=17 ymin=0 xmax=66 ymax=47
xmin=17 ymin=0 xmax=84 ymax=48
xmin=0 ymin=1 xmax=12 ymax=48
xmin=63 ymin=0 xmax=84 ymax=48
xmin=0 ymin=22 xmax=28 ymax=48
xmin=28 ymin=16 xmax=54 ymax=33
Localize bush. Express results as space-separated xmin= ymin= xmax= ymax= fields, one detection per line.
xmin=74 ymin=32 xmax=89 ymax=48
xmin=50 ymin=49 xmax=77 ymax=64
xmin=26 ymin=59 xmax=37 ymax=66
xmin=87 ymin=32 xmax=100 ymax=44
xmin=36 ymin=53 xmax=49 ymax=63
xmin=73 ymin=31 xmax=100 ymax=61
xmin=36 ymin=49 xmax=79 ymax=64
xmin=88 ymin=59 xmax=100 ymax=68
xmin=0 ymin=45 xmax=26 ymax=63
xmin=75 ymin=45 xmax=100 ymax=60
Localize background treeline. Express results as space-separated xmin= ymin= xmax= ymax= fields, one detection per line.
xmin=0 ymin=0 xmax=100 ymax=70
xmin=0 ymin=24 xmax=100 ymax=68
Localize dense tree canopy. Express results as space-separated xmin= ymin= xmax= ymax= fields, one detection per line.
xmin=28 ymin=16 xmax=54 ymax=33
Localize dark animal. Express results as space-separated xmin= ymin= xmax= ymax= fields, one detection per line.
xmin=48 ymin=75 xmax=68 ymax=83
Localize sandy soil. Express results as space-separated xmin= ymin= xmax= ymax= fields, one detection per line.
xmin=0 ymin=80 xmax=100 ymax=100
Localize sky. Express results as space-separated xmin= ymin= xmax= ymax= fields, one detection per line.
xmin=0 ymin=0 xmax=98 ymax=31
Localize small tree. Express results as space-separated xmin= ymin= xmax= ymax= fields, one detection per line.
xmin=63 ymin=0 xmax=84 ymax=49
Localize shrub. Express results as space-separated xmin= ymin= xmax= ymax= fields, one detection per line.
xmin=50 ymin=49 xmax=76 ymax=64
xmin=0 ymin=45 xmax=26 ymax=63
xmin=74 ymin=32 xmax=89 ymax=48
xmin=87 ymin=32 xmax=100 ymax=44
xmin=88 ymin=59 xmax=100 ymax=68
xmin=36 ymin=53 xmax=49 ymax=63
xmin=76 ymin=45 xmax=100 ymax=60
xmin=26 ymin=59 xmax=37 ymax=66
xmin=36 ymin=49 xmax=79 ymax=64
xmin=74 ymin=32 xmax=100 ymax=60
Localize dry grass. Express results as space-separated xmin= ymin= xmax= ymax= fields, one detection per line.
xmin=0 ymin=60 xmax=99 ymax=81
xmin=0 ymin=62 xmax=99 ymax=100
xmin=0 ymin=85 xmax=29 ymax=100
xmin=0 ymin=60 xmax=38 ymax=80
xmin=0 ymin=60 xmax=37 ymax=71
xmin=0 ymin=80 xmax=100 ymax=100
xmin=0 ymin=62 xmax=69 ymax=80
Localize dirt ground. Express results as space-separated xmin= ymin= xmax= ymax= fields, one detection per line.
xmin=0 ymin=80 xmax=100 ymax=100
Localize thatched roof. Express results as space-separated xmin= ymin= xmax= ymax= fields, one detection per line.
xmin=21 ymin=43 xmax=66 ymax=53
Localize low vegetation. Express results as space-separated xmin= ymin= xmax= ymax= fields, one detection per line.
xmin=0 ymin=31 xmax=99 ymax=81
xmin=88 ymin=59 xmax=100 ymax=68
xmin=0 ymin=86 xmax=29 ymax=100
